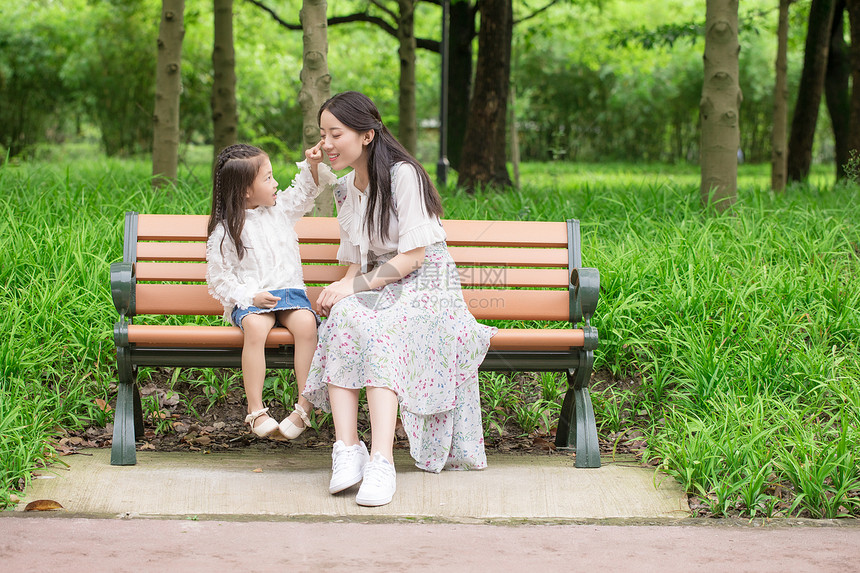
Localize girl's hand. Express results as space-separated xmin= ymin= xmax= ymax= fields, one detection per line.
xmin=253 ymin=291 xmax=280 ymax=309
xmin=315 ymin=279 xmax=354 ymax=317
xmin=305 ymin=140 xmax=324 ymax=164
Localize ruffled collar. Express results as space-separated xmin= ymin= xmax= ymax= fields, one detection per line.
xmin=337 ymin=171 xmax=372 ymax=272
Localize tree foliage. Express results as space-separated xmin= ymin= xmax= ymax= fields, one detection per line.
xmin=0 ymin=3 xmax=82 ymax=156
xmin=0 ymin=0 xmax=842 ymax=173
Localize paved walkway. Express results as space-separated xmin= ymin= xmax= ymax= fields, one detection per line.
xmin=10 ymin=448 xmax=687 ymax=520
xmin=3 ymin=448 xmax=859 ymax=571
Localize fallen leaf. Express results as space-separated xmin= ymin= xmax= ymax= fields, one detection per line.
xmin=139 ymin=442 xmax=156 ymax=451
xmin=532 ymin=437 xmax=557 ymax=451
xmin=140 ymin=384 xmax=160 ymax=397
xmin=94 ymin=398 xmax=112 ymax=412
xmin=24 ymin=499 xmax=64 ymax=511
xmin=252 ymin=468 xmax=263 ymax=473
xmin=9 ymin=494 xmax=20 ymax=504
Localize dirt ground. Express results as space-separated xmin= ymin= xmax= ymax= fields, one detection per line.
xmin=60 ymin=370 xmax=646 ymax=462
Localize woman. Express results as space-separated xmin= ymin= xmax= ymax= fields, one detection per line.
xmin=303 ymin=91 xmax=496 ymax=507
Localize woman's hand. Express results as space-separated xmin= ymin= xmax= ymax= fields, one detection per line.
xmin=315 ymin=279 xmax=355 ymax=317
xmin=252 ymin=291 xmax=280 ymax=309
xmin=305 ymin=139 xmax=324 ymax=164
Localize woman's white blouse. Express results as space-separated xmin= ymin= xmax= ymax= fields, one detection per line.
xmin=206 ymin=161 xmax=336 ymax=322
xmin=335 ymin=162 xmax=447 ymax=270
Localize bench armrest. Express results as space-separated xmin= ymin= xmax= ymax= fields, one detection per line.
xmin=110 ymin=262 xmax=135 ymax=317
xmin=570 ymin=267 xmax=600 ymax=324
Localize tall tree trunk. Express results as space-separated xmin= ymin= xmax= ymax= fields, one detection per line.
xmin=152 ymin=0 xmax=184 ymax=188
xmin=447 ymin=0 xmax=476 ymax=171
xmin=700 ymin=0 xmax=741 ymax=212
xmin=847 ymin=0 xmax=860 ymax=156
xmin=787 ymin=0 xmax=836 ymax=182
xmin=845 ymin=0 xmax=860 ymax=157
xmin=397 ymin=0 xmax=417 ymax=154
xmin=510 ymin=83 xmax=520 ymax=188
xmin=825 ymin=0 xmax=850 ymax=179
xmin=212 ymin=0 xmax=238 ymax=163
xmin=459 ymin=0 xmax=513 ymax=191
xmin=299 ymin=0 xmax=332 ymax=215
xmin=772 ymin=0 xmax=792 ymax=192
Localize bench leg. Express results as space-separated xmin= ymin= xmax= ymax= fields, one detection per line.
xmin=111 ymin=347 xmax=140 ymax=466
xmin=555 ymin=351 xmax=601 ymax=468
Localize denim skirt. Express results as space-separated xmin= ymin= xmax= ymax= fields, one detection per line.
xmin=231 ymin=288 xmax=316 ymax=330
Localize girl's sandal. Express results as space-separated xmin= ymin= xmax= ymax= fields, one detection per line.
xmin=245 ymin=407 xmax=280 ymax=438
xmin=279 ymin=403 xmax=311 ymax=440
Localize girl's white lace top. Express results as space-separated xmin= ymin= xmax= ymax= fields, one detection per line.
xmin=206 ymin=161 xmax=336 ymax=323
xmin=335 ymin=162 xmax=447 ymax=271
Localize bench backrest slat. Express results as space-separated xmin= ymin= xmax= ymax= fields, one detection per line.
xmin=137 ymin=244 xmax=568 ymax=268
xmin=136 ymin=214 xmax=568 ymax=247
xmin=134 ymin=262 xmax=569 ymax=288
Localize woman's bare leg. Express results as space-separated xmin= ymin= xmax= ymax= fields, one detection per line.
xmin=329 ymin=385 xmax=360 ymax=446
xmin=366 ymin=386 xmax=398 ymax=463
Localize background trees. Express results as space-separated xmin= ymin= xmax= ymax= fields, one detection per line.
xmin=212 ymin=0 xmax=239 ymax=161
xmin=1 ymin=0 xmax=855 ymax=191
xmin=459 ymin=0 xmax=513 ymax=190
xmin=787 ymin=0 xmax=836 ymax=182
xmin=298 ymin=0 xmax=333 ymax=214
xmin=152 ymin=0 xmax=185 ymax=186
xmin=700 ymin=0 xmax=740 ymax=211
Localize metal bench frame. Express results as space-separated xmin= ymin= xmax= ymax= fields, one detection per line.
xmin=111 ymin=212 xmax=600 ymax=467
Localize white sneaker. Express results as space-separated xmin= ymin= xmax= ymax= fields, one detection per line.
xmin=355 ymin=452 xmax=396 ymax=507
xmin=329 ymin=440 xmax=370 ymax=494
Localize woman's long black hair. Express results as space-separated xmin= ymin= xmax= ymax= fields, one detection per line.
xmin=318 ymin=91 xmax=443 ymax=242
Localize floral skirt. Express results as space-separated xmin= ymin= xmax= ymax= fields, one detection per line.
xmin=303 ymin=242 xmax=496 ymax=473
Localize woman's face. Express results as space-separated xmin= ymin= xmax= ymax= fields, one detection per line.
xmin=319 ymin=109 xmax=373 ymax=171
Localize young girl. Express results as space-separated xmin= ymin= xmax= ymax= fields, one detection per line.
xmin=303 ymin=92 xmax=497 ymax=506
xmin=206 ymin=143 xmax=335 ymax=440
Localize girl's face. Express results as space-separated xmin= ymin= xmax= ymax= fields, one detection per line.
xmin=244 ymin=157 xmax=278 ymax=209
xmin=319 ymin=109 xmax=373 ymax=172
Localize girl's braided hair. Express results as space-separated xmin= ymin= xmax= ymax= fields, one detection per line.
xmin=318 ymin=91 xmax=442 ymax=242
xmin=207 ymin=143 xmax=268 ymax=260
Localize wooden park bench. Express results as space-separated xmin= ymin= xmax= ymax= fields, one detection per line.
xmin=110 ymin=213 xmax=601 ymax=467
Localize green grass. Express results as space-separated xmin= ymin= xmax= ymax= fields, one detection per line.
xmin=2 ymin=155 xmax=858 ymax=517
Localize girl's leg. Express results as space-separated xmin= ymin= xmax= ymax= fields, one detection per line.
xmin=241 ymin=312 xmax=276 ymax=426
xmin=366 ymin=386 xmax=398 ymax=463
xmin=329 ymin=385 xmax=360 ymax=446
xmin=277 ymin=309 xmax=317 ymax=428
